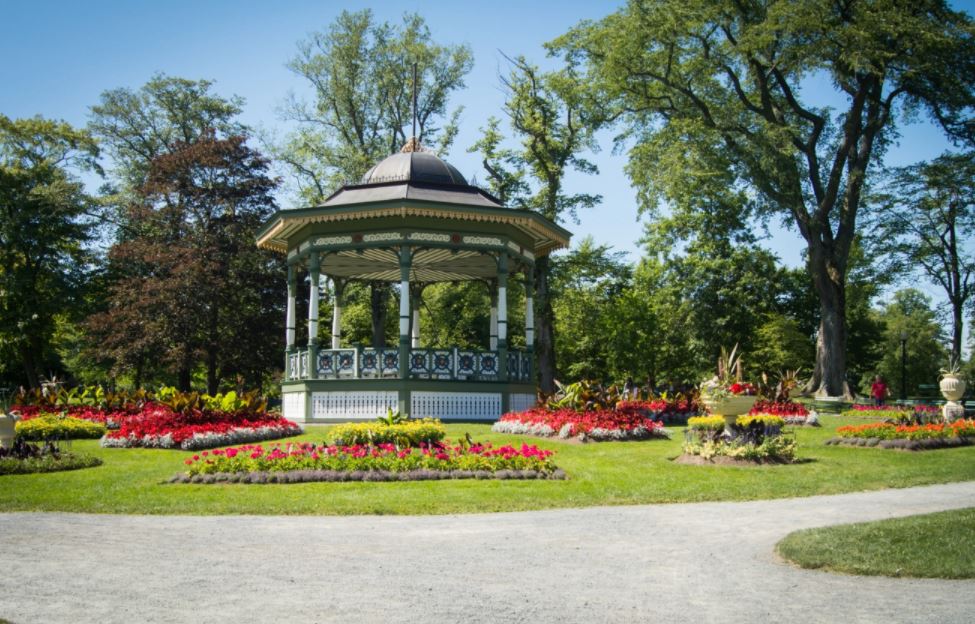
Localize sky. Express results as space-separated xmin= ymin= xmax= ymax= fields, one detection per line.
xmin=1 ymin=0 xmax=972 ymax=313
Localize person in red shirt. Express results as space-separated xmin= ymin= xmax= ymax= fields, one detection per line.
xmin=870 ymin=376 xmax=889 ymax=406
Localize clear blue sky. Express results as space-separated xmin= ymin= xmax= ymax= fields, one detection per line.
xmin=1 ymin=0 xmax=971 ymax=295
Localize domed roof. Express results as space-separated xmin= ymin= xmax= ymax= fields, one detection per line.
xmin=360 ymin=140 xmax=468 ymax=187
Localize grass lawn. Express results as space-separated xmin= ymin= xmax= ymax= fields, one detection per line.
xmin=776 ymin=507 xmax=975 ymax=579
xmin=0 ymin=415 xmax=973 ymax=515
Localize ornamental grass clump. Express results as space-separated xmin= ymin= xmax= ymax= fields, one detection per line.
xmin=175 ymin=439 xmax=564 ymax=482
xmin=15 ymin=414 xmax=107 ymax=440
xmin=327 ymin=418 xmax=445 ymax=447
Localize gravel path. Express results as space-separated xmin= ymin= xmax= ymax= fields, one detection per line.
xmin=2 ymin=482 xmax=974 ymax=624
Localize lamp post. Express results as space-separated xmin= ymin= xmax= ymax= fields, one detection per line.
xmin=899 ymin=330 xmax=908 ymax=401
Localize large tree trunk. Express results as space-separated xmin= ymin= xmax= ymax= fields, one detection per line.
xmin=951 ymin=299 xmax=964 ymax=363
xmin=370 ymin=282 xmax=388 ymax=349
xmin=206 ymin=347 xmax=218 ymax=395
xmin=806 ymin=249 xmax=852 ymax=399
xmin=534 ymin=256 xmax=556 ymax=395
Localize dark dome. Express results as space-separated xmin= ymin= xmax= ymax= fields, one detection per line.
xmin=360 ymin=151 xmax=468 ymax=187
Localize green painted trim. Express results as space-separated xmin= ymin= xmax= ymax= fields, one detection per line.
xmin=280 ymin=379 xmax=535 ymax=393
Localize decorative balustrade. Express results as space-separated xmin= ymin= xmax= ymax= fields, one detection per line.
xmin=285 ymin=347 xmax=532 ymax=382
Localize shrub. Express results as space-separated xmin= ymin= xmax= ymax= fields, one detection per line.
xmin=327 ymin=419 xmax=446 ymax=447
xmin=15 ymin=415 xmax=107 ymax=440
xmin=0 ymin=439 xmax=102 ymax=475
xmin=683 ymin=436 xmax=797 ymax=463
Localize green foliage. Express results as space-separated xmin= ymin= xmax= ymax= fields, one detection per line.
xmin=0 ymin=114 xmax=100 ymax=388
xmin=777 ymin=508 xmax=975 ymax=579
xmin=682 ymin=436 xmax=797 ymax=463
xmin=870 ymin=289 xmax=948 ymax=398
xmin=545 ymin=379 xmax=622 ymax=412
xmin=551 ymin=0 xmax=975 ymax=396
xmin=15 ymin=415 xmax=106 ymax=440
xmin=327 ymin=418 xmax=446 ymax=447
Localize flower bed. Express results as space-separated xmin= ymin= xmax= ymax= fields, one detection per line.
xmin=840 ymin=404 xmax=940 ymax=424
xmin=492 ymin=406 xmax=669 ymax=441
xmin=14 ymin=405 xmax=136 ymax=429
xmin=826 ymin=420 xmax=975 ymax=450
xmin=619 ymin=399 xmax=701 ymax=424
xmin=0 ymin=439 xmax=102 ymax=475
xmin=680 ymin=411 xmax=796 ymax=464
xmin=171 ymin=440 xmax=564 ymax=483
xmin=15 ymin=415 xmax=107 ymax=440
xmin=749 ymin=400 xmax=813 ymax=426
xmin=101 ymin=405 xmax=301 ymax=450
xmin=327 ymin=419 xmax=445 ymax=447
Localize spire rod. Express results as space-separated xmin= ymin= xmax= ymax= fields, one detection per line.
xmin=411 ymin=62 xmax=418 ymax=140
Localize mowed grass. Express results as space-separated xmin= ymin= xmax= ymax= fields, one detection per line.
xmin=777 ymin=507 xmax=975 ymax=579
xmin=0 ymin=415 xmax=973 ymax=515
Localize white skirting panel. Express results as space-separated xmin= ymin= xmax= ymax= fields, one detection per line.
xmin=311 ymin=391 xmax=399 ymax=421
xmin=411 ymin=392 xmax=502 ymax=420
xmin=509 ymin=393 xmax=536 ymax=413
xmin=282 ymin=391 xmax=306 ymax=422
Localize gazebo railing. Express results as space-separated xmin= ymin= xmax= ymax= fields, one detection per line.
xmin=286 ymin=347 xmax=532 ymax=382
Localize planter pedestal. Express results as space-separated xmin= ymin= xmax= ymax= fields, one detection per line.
xmin=0 ymin=412 xmax=16 ymax=449
xmin=940 ymin=374 xmax=967 ymax=423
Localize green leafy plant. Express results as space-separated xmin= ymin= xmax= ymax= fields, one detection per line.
xmin=376 ymin=407 xmax=409 ymax=426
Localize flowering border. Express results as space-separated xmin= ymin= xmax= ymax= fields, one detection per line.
xmin=101 ymin=423 xmax=302 ymax=451
xmin=493 ymin=406 xmax=670 ymax=442
xmin=169 ymin=467 xmax=567 ymax=484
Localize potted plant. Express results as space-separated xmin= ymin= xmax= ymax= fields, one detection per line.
xmin=700 ymin=345 xmax=758 ymax=431
xmin=939 ymin=357 xmax=967 ymax=401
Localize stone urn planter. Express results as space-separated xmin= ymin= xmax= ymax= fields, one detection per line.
xmin=940 ymin=373 xmax=967 ymax=422
xmin=0 ymin=411 xmax=17 ymax=450
xmin=702 ymin=395 xmax=759 ymax=434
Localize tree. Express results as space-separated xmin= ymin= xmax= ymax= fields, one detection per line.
xmin=276 ymin=10 xmax=473 ymax=200
xmin=552 ymin=0 xmax=975 ymax=397
xmin=871 ymin=289 xmax=947 ymax=398
xmin=90 ymin=74 xmax=245 ymax=191
xmin=0 ymin=115 xmax=99 ymax=388
xmin=875 ymin=152 xmax=975 ymax=363
xmin=487 ymin=56 xmax=602 ymax=393
xmin=87 ymin=134 xmax=282 ymax=392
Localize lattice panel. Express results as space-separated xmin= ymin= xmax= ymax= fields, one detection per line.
xmin=411 ymin=392 xmax=502 ymax=420
xmin=282 ymin=392 xmax=306 ymax=422
xmin=311 ymin=391 xmax=399 ymax=421
xmin=509 ymin=393 xmax=536 ymax=413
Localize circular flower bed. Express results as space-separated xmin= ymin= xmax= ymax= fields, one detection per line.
xmin=101 ymin=405 xmax=301 ymax=450
xmin=171 ymin=440 xmax=564 ymax=483
xmin=492 ymin=405 xmax=669 ymax=441
xmin=0 ymin=440 xmax=102 ymax=475
xmin=826 ymin=420 xmax=975 ymax=450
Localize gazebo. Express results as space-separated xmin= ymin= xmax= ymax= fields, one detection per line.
xmin=257 ymin=140 xmax=571 ymax=422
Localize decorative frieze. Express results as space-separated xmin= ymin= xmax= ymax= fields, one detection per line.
xmin=314 ymin=235 xmax=354 ymax=246
xmin=363 ymin=232 xmax=404 ymax=243
xmin=408 ymin=232 xmax=452 ymax=243
xmin=462 ymin=235 xmax=503 ymax=247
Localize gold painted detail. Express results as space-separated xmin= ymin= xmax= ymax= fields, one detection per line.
xmin=463 ymin=236 xmax=502 ymax=246
xmin=315 ymin=235 xmax=354 ymax=246
xmin=408 ymin=232 xmax=452 ymax=243
xmin=363 ymin=232 xmax=404 ymax=243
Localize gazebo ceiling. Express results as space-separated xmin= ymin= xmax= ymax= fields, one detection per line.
xmin=324 ymin=247 xmax=500 ymax=283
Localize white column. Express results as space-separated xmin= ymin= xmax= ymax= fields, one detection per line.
xmin=525 ymin=290 xmax=535 ymax=347
xmin=286 ymin=265 xmax=296 ymax=349
xmin=331 ymin=279 xmax=342 ymax=349
xmin=489 ymin=288 xmax=498 ymax=351
xmin=411 ymin=307 xmax=421 ymax=348
xmin=497 ymin=278 xmax=507 ymax=345
xmin=307 ymin=252 xmax=320 ymax=346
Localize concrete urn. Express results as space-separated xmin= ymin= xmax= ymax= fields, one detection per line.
xmin=703 ymin=394 xmax=759 ymax=432
xmin=939 ymin=374 xmax=967 ymax=402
